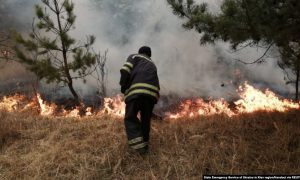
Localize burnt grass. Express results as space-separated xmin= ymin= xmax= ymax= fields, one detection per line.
xmin=0 ymin=108 xmax=300 ymax=179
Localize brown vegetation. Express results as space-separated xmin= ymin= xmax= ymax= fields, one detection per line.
xmin=0 ymin=108 xmax=300 ymax=179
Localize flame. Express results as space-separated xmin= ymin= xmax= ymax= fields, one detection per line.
xmin=168 ymin=97 xmax=234 ymax=119
xmin=168 ymin=81 xmax=299 ymax=119
xmin=0 ymin=93 xmax=88 ymax=118
xmin=235 ymin=81 xmax=299 ymax=113
xmin=0 ymin=82 xmax=299 ymax=119
xmin=86 ymin=107 xmax=92 ymax=116
xmin=102 ymin=94 xmax=126 ymax=117
xmin=0 ymin=94 xmax=25 ymax=112
xmin=36 ymin=94 xmax=56 ymax=116
xmin=63 ymin=106 xmax=80 ymax=118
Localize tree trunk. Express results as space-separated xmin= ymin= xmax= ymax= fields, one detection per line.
xmin=101 ymin=68 xmax=106 ymax=97
xmin=54 ymin=0 xmax=78 ymax=101
xmin=296 ymin=56 xmax=300 ymax=101
xmin=296 ymin=69 xmax=299 ymax=101
xmin=68 ymin=81 xmax=78 ymax=100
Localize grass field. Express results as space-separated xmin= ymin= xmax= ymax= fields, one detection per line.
xmin=0 ymin=108 xmax=300 ymax=179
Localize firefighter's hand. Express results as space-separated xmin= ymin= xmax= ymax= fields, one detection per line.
xmin=121 ymin=87 xmax=126 ymax=94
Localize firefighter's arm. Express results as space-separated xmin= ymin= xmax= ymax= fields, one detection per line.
xmin=119 ymin=70 xmax=130 ymax=94
xmin=119 ymin=57 xmax=134 ymax=94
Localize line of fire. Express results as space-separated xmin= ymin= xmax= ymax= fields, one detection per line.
xmin=1 ymin=78 xmax=299 ymax=119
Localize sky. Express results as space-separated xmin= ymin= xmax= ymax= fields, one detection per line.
xmin=0 ymin=0 xmax=295 ymax=100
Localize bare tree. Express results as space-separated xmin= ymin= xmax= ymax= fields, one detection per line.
xmin=93 ymin=49 xmax=108 ymax=98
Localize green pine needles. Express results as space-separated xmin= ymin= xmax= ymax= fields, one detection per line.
xmin=167 ymin=0 xmax=300 ymax=100
xmin=13 ymin=0 xmax=104 ymax=100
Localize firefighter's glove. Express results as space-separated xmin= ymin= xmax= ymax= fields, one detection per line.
xmin=121 ymin=87 xmax=126 ymax=94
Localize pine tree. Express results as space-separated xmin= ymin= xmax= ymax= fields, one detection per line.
xmin=278 ymin=44 xmax=300 ymax=100
xmin=12 ymin=0 xmax=103 ymax=101
xmin=167 ymin=0 xmax=300 ymax=100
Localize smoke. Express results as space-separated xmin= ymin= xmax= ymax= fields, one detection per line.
xmin=0 ymin=0 xmax=38 ymax=88
xmin=0 ymin=0 xmax=37 ymax=30
xmin=1 ymin=0 xmax=295 ymax=100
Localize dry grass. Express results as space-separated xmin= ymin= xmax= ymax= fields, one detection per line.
xmin=0 ymin=108 xmax=300 ymax=179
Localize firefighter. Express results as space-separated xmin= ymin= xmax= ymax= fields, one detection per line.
xmin=119 ymin=46 xmax=160 ymax=155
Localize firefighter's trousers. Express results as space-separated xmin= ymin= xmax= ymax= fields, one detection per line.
xmin=124 ymin=98 xmax=155 ymax=150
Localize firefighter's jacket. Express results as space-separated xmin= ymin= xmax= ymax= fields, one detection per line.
xmin=119 ymin=54 xmax=160 ymax=104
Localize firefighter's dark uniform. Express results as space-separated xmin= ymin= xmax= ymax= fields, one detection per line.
xmin=119 ymin=52 xmax=160 ymax=153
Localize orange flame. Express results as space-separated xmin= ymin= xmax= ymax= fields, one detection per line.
xmin=63 ymin=106 xmax=80 ymax=118
xmin=36 ymin=94 xmax=56 ymax=116
xmin=168 ymin=81 xmax=299 ymax=119
xmin=168 ymin=97 xmax=234 ymax=119
xmin=86 ymin=107 xmax=92 ymax=116
xmin=0 ymin=82 xmax=299 ymax=119
xmin=0 ymin=94 xmax=25 ymax=112
xmin=235 ymin=81 xmax=299 ymax=113
xmin=102 ymin=94 xmax=126 ymax=117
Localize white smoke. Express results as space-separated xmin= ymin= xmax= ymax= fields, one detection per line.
xmin=1 ymin=0 xmax=295 ymax=100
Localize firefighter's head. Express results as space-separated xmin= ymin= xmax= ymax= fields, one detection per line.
xmin=138 ymin=46 xmax=151 ymax=57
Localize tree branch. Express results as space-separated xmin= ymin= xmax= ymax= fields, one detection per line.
xmin=227 ymin=41 xmax=255 ymax=53
xmin=235 ymin=43 xmax=275 ymax=65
